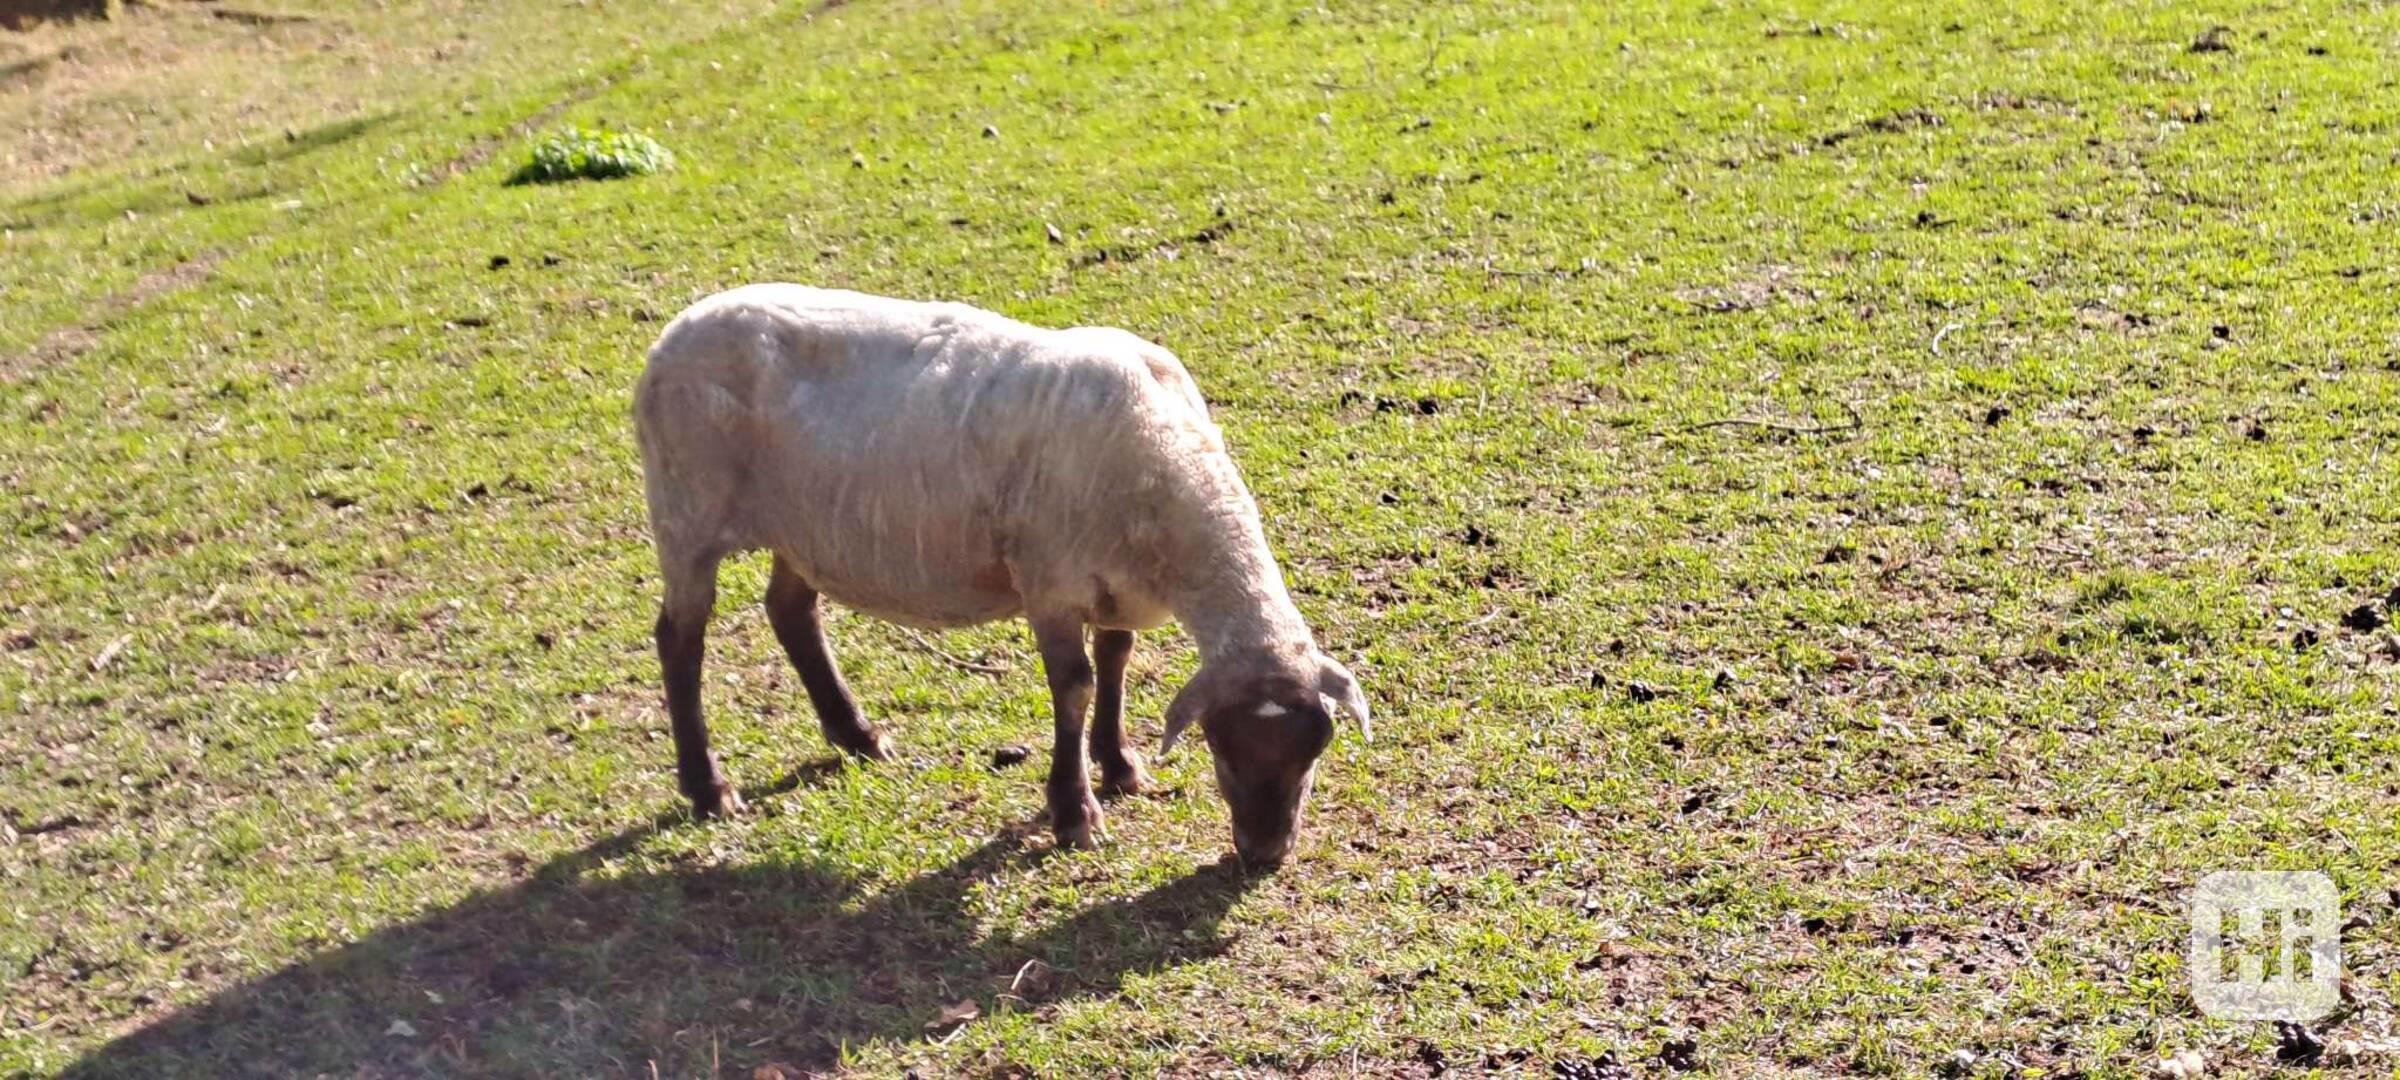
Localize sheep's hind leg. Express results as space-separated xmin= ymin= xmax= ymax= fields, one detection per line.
xmin=1089 ymin=628 xmax=1151 ymax=798
xmin=658 ymin=551 xmax=742 ymax=820
xmin=765 ymin=555 xmax=892 ymax=761
xmin=1029 ymin=614 xmax=1103 ymax=850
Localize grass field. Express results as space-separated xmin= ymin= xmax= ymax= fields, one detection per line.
xmin=6 ymin=0 xmax=2400 ymax=1075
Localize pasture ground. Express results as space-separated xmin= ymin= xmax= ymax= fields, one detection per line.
xmin=4 ymin=0 xmax=2399 ymax=1075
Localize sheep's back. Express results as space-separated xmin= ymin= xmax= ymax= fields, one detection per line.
xmin=637 ymin=285 xmax=1212 ymax=630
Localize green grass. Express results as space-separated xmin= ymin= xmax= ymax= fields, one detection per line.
xmin=5 ymin=0 xmax=2400 ymax=1076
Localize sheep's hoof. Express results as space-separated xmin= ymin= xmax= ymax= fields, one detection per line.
xmin=1052 ymin=800 xmax=1105 ymax=850
xmin=827 ymin=724 xmax=894 ymax=762
xmin=1097 ymin=759 xmax=1152 ymax=799
xmin=690 ymin=782 xmax=745 ymax=821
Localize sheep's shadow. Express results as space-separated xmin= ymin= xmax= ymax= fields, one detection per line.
xmin=63 ymin=771 xmax=1260 ymax=1077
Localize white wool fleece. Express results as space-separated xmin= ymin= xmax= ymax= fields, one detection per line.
xmin=632 ymin=284 xmax=1315 ymax=663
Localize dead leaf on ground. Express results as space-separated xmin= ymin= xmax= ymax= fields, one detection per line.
xmin=925 ymin=998 xmax=980 ymax=1032
xmin=90 ymin=634 xmax=130 ymax=672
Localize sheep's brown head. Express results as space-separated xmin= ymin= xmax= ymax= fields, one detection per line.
xmin=1161 ymin=646 xmax=1369 ymax=868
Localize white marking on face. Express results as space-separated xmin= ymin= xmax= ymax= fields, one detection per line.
xmin=1255 ymin=701 xmax=1289 ymax=717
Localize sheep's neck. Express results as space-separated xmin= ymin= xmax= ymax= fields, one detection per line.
xmin=1165 ymin=504 xmax=1315 ymax=663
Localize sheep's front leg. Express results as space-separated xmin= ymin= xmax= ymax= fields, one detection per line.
xmin=1029 ymin=614 xmax=1103 ymax=849
xmin=1090 ymin=628 xmax=1151 ymax=797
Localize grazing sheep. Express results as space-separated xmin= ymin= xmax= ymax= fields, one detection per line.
xmin=633 ymin=284 xmax=1369 ymax=865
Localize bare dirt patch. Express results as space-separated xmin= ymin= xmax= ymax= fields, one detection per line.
xmin=0 ymin=4 xmax=350 ymax=185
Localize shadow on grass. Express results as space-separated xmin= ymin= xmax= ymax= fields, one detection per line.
xmin=2 ymin=111 xmax=396 ymax=230
xmin=63 ymin=767 xmax=1260 ymax=1077
xmin=228 ymin=111 xmax=401 ymax=168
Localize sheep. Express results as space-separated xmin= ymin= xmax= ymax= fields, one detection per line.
xmin=632 ymin=284 xmax=1369 ymax=865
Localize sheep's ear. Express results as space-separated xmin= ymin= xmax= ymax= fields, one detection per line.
xmin=1315 ymin=654 xmax=1372 ymax=744
xmin=1160 ymin=670 xmax=1219 ymax=756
